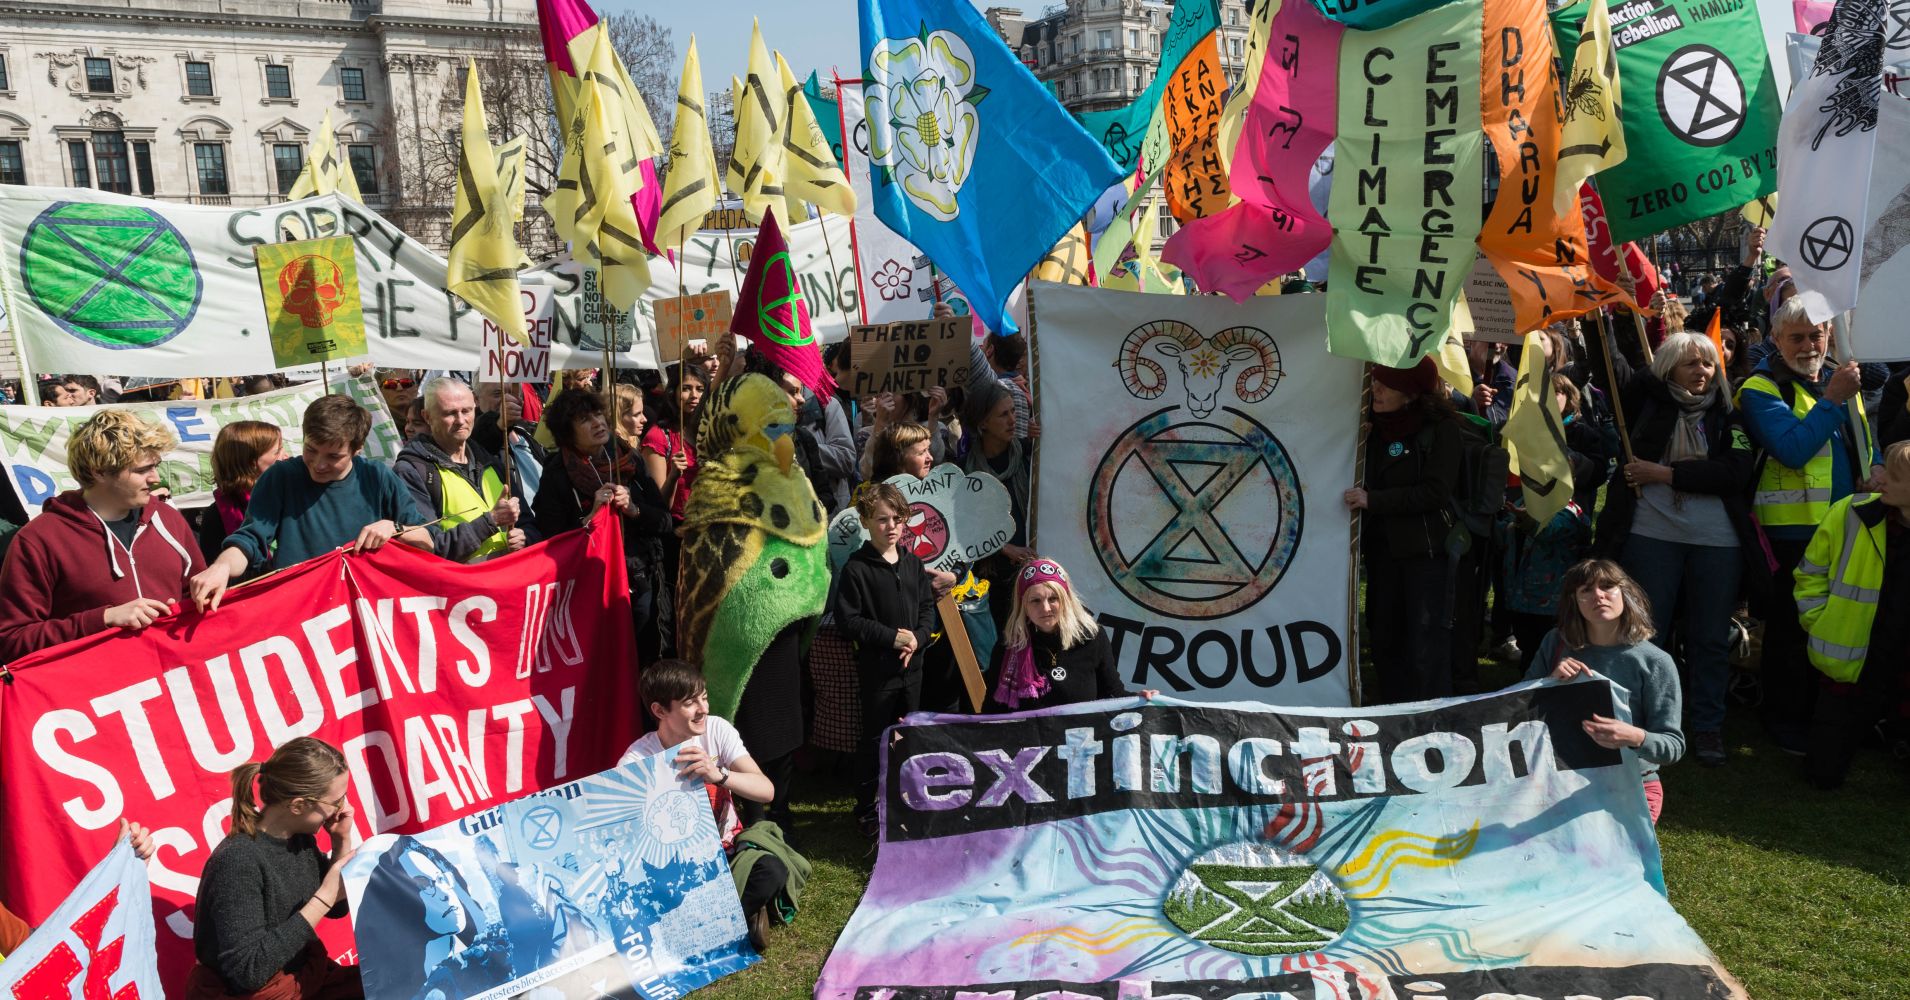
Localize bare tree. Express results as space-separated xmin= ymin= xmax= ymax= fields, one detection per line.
xmin=603 ymin=13 xmax=678 ymax=145
xmin=380 ymin=37 xmax=561 ymax=258
xmin=706 ymin=86 xmax=737 ymax=193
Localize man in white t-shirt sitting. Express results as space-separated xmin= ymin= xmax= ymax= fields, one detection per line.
xmin=619 ymin=659 xmax=788 ymax=953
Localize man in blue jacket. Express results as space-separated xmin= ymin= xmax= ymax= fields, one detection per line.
xmin=1737 ymin=296 xmax=1884 ymax=754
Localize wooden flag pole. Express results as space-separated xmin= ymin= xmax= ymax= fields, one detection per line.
xmin=818 ymin=213 xmax=858 ymax=332
xmin=1834 ymin=310 xmax=1873 ymax=474
xmin=1596 ymin=310 xmax=1643 ymax=496
xmin=1611 ymin=248 xmax=1657 ymax=367
xmin=600 ymin=307 xmax=620 ymax=487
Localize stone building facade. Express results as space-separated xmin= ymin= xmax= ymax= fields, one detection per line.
xmin=0 ymin=0 xmax=549 ymax=250
xmin=987 ymin=0 xmax=1256 ymax=114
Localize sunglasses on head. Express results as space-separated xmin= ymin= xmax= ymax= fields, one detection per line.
xmin=382 ymin=377 xmax=416 ymax=391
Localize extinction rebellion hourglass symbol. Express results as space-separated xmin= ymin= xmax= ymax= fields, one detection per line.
xmin=1092 ymin=321 xmax=1300 ymax=620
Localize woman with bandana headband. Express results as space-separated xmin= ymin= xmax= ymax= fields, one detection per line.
xmin=986 ymin=558 xmax=1156 ymax=712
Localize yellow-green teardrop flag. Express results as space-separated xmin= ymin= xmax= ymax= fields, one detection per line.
xmin=256 ymin=237 xmax=367 ymax=368
xmin=1553 ymin=0 xmax=1626 ymax=217
xmin=776 ymin=51 xmax=856 ymax=218
xmin=449 ymin=59 xmax=529 ymax=347
xmin=287 ymin=110 xmax=363 ymax=203
xmin=659 ymin=38 xmax=722 ymax=252
xmin=547 ymin=28 xmax=652 ymax=311
xmin=1502 ymin=330 xmax=1574 ymax=525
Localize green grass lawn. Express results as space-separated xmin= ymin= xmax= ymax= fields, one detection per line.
xmin=702 ymin=682 xmax=1910 ymax=1000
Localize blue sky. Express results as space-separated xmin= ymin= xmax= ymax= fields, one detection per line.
xmin=601 ymin=1 xmax=1003 ymax=97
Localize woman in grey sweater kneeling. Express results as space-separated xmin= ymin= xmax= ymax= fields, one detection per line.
xmin=186 ymin=737 xmax=361 ymax=1000
xmin=1524 ymin=559 xmax=1686 ymax=825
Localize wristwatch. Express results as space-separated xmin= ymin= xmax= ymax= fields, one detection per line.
xmin=715 ymin=765 xmax=731 ymax=786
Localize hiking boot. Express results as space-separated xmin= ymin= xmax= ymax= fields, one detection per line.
xmin=748 ymin=905 xmax=770 ymax=954
xmin=1489 ymin=639 xmax=1520 ymax=663
xmin=1693 ymin=730 xmax=1726 ymax=767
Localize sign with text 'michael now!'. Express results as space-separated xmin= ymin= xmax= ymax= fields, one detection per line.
xmin=819 ymin=683 xmax=1748 ymax=1000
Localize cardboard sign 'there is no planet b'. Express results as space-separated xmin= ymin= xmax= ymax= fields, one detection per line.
xmin=850 ymin=317 xmax=971 ymax=396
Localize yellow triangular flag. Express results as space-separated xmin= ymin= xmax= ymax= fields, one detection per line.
xmin=493 ymin=134 xmax=532 ymax=269
xmin=1033 ymin=224 xmax=1091 ymax=285
xmin=288 ymin=110 xmax=363 ymax=202
xmin=1216 ymin=0 xmax=1279 ymax=185
xmin=777 ymin=52 xmax=856 ymax=218
xmin=547 ymin=30 xmax=652 ymax=310
xmin=726 ymin=21 xmax=788 ymax=224
xmin=1742 ymin=193 xmax=1777 ymax=227
xmin=1555 ymin=0 xmax=1626 ymax=217
xmin=658 ymin=37 xmax=722 ymax=252
xmin=1502 ymin=330 xmax=1574 ymax=525
xmin=449 ymin=60 xmax=529 ymax=347
xmin=1432 ymin=331 xmax=1475 ymax=397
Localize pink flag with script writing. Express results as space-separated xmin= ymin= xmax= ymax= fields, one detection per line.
xmin=1161 ymin=0 xmax=1343 ymax=301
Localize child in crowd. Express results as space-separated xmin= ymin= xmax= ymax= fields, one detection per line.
xmin=1524 ymin=559 xmax=1686 ymax=823
xmin=830 ymin=483 xmax=939 ymax=834
xmin=187 ymin=737 xmax=359 ymax=1000
xmin=620 ymin=660 xmax=804 ymax=955
xmin=191 ymin=395 xmax=431 ymax=610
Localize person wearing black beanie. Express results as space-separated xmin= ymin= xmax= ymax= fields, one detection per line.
xmin=1344 ymin=357 xmax=1463 ymax=703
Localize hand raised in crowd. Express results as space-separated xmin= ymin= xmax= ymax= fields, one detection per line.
xmin=1001 ymin=543 xmax=1036 ymax=565
xmin=189 ymin=563 xmax=233 ymax=613
xmin=352 ymin=519 xmax=398 ymax=554
xmin=1582 ymin=713 xmax=1647 ymax=750
xmin=1341 ymin=487 xmax=1369 ymax=511
xmin=928 ymin=567 xmax=958 ymax=598
xmin=925 ymin=384 xmax=948 ymax=416
xmin=1623 ymin=460 xmax=1673 ymax=488
xmin=489 ymin=495 xmax=520 ymax=530
xmin=1825 ymin=360 xmax=1863 ymax=404
xmin=104 ymin=597 xmax=176 ymax=631
xmin=670 ymin=448 xmax=690 ymax=473
xmin=499 ymin=391 xmax=524 ymax=424
xmin=673 ymin=741 xmax=724 ymax=785
xmin=506 ymin=528 xmax=528 ymax=552
xmin=117 ymin=819 xmax=156 ymax=862
xmin=933 ymin=302 xmax=955 ymax=319
xmin=1743 ymin=225 xmax=1767 ymax=266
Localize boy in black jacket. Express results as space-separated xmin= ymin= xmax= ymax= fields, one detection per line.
xmin=831 ymin=483 xmax=938 ymax=833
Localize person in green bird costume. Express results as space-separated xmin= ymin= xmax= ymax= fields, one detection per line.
xmin=676 ymin=372 xmax=829 ymax=830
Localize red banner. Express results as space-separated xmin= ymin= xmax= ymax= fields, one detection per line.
xmin=0 ymin=510 xmax=641 ymax=991
xmin=1578 ymin=184 xmax=1662 ymax=308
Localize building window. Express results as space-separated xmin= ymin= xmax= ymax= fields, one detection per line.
xmin=348 ymin=144 xmax=378 ymax=194
xmin=85 ymin=57 xmax=114 ymax=94
xmin=1152 ymin=34 xmax=1161 ymax=52
xmin=186 ymin=61 xmax=213 ymax=97
xmin=1097 ymin=29 xmax=1113 ymax=49
xmin=132 ymin=140 xmax=153 ymax=195
xmin=93 ymin=133 xmax=131 ymax=193
xmin=0 ymin=54 xmax=11 ymax=92
xmin=1229 ymin=7 xmax=1241 ymax=25
xmin=0 ymin=141 xmax=23 ymax=185
xmin=265 ymin=64 xmax=292 ymax=100
xmin=340 ymin=66 xmax=366 ymax=102
xmin=68 ymin=140 xmax=90 ymax=187
xmin=194 ymin=143 xmax=228 ymax=195
xmin=272 ymin=143 xmax=303 ymax=193
xmin=1129 ymin=29 xmax=1140 ymax=48
xmin=1231 ymin=38 xmax=1242 ymax=58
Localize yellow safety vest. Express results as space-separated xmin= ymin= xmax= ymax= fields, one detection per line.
xmin=1738 ymin=373 xmax=1871 ymax=529
xmin=438 ymin=464 xmax=509 ymax=561
xmin=1793 ymin=494 xmax=1888 ymax=682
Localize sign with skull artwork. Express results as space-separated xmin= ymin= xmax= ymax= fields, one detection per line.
xmin=1030 ymin=282 xmax=1362 ymax=707
xmin=255 ymin=236 xmax=367 ymax=368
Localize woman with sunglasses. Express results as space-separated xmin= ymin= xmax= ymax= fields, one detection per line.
xmin=187 ymin=737 xmax=362 ymax=1000
xmin=986 ymin=558 xmax=1156 ymax=712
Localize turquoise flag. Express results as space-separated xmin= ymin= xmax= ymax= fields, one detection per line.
xmin=859 ymin=0 xmax=1123 ymax=333
xmin=1074 ymin=0 xmax=1220 ymax=171
xmin=803 ymin=70 xmax=845 ymax=168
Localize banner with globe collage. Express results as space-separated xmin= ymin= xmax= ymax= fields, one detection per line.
xmin=340 ymin=751 xmax=756 ymax=1000
xmin=816 ymin=683 xmax=1747 ymax=1000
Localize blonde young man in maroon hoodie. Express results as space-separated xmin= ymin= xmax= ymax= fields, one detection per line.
xmin=0 ymin=409 xmax=203 ymax=663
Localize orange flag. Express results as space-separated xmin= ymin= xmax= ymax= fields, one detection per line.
xmin=1159 ymin=30 xmax=1230 ymax=224
xmin=1476 ymin=0 xmax=1625 ymax=334
xmin=1705 ymin=305 xmax=1724 ymax=366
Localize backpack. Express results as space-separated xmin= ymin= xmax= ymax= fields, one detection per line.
xmin=1448 ymin=412 xmax=1511 ymax=538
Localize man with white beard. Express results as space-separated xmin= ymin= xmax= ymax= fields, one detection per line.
xmin=1738 ymin=296 xmax=1886 ymax=756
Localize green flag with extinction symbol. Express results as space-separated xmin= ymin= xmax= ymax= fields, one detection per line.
xmin=1551 ymin=0 xmax=1779 ymax=243
xmin=254 ymin=237 xmax=367 ymax=368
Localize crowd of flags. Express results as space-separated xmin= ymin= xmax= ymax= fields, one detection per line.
xmin=273 ymin=0 xmax=1895 ymax=392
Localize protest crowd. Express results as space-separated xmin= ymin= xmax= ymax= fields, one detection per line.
xmin=0 ymin=0 xmax=1905 ymax=996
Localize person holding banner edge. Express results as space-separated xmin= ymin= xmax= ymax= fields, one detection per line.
xmin=190 ymin=396 xmax=432 ymax=612
xmin=0 ymin=409 xmax=204 ymax=663
xmin=394 ymin=378 xmax=532 ymax=564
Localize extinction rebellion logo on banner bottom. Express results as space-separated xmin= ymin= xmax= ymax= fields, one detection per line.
xmin=20 ymin=202 xmax=204 ymax=350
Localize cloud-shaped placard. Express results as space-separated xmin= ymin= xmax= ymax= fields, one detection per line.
xmin=827 ymin=463 xmax=1014 ymax=573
